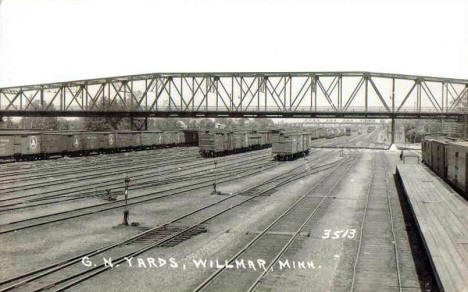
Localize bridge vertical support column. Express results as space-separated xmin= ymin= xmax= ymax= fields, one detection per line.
xmin=464 ymin=114 xmax=467 ymax=140
xmin=364 ymin=75 xmax=368 ymax=112
xmin=144 ymin=117 xmax=148 ymax=131
xmin=391 ymin=77 xmax=395 ymax=144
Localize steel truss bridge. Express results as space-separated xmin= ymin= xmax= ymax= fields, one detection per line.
xmin=0 ymin=71 xmax=467 ymax=120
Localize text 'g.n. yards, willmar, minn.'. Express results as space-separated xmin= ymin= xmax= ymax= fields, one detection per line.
xmin=81 ymin=256 xmax=322 ymax=271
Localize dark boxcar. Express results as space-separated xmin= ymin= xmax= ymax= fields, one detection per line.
xmin=431 ymin=139 xmax=449 ymax=178
xmin=346 ymin=128 xmax=352 ymax=136
xmin=183 ymin=130 xmax=199 ymax=146
xmin=422 ymin=139 xmax=433 ymax=168
xmin=446 ymin=141 xmax=468 ymax=199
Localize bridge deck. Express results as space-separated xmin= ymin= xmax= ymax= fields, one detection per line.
xmin=396 ymin=164 xmax=468 ymax=292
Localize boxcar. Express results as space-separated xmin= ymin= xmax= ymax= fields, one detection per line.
xmin=0 ymin=131 xmax=41 ymax=160
xmin=446 ymin=141 xmax=468 ymax=199
xmin=199 ymin=130 xmax=233 ymax=157
xmin=141 ymin=131 xmax=163 ymax=149
xmin=176 ymin=131 xmax=186 ymax=145
xmin=308 ymin=128 xmax=318 ymax=140
xmin=317 ymin=128 xmax=327 ymax=139
xmin=431 ymin=139 xmax=449 ymax=179
xmin=183 ymin=130 xmax=199 ymax=146
xmin=115 ymin=131 xmax=139 ymax=151
xmin=232 ymin=131 xmax=248 ymax=152
xmin=272 ymin=130 xmax=310 ymax=160
xmin=63 ymin=132 xmax=83 ymax=154
xmin=247 ymin=131 xmax=262 ymax=149
xmin=258 ymin=130 xmax=272 ymax=147
xmin=161 ymin=131 xmax=178 ymax=146
xmin=78 ymin=132 xmax=100 ymax=154
xmin=422 ymin=139 xmax=433 ymax=168
xmin=198 ymin=130 xmax=215 ymax=157
xmin=94 ymin=132 xmax=116 ymax=153
xmin=0 ymin=132 xmax=15 ymax=159
xmin=40 ymin=133 xmax=67 ymax=157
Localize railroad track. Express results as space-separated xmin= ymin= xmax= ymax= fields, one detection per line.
xmin=0 ymin=150 xmax=346 ymax=292
xmin=0 ymin=150 xmax=338 ymax=234
xmin=192 ymin=154 xmax=360 ymax=292
xmin=0 ymin=150 xmax=273 ymax=208
xmin=382 ymin=153 xmax=402 ymax=292
xmin=0 ymin=153 xmax=200 ymax=192
xmin=0 ymin=149 xmax=197 ymax=183
xmin=0 ymin=147 xmax=197 ymax=178
xmin=349 ymin=153 xmax=402 ymax=291
xmin=311 ymin=130 xmax=390 ymax=150
xmin=0 ymin=153 xmax=275 ymax=211
xmin=0 ymin=148 xmax=270 ymax=194
xmin=0 ymin=155 xmax=279 ymax=234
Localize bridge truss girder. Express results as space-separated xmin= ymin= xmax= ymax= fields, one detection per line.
xmin=1 ymin=71 xmax=467 ymax=119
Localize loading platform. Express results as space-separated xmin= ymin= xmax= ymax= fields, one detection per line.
xmin=396 ymin=164 xmax=468 ymax=292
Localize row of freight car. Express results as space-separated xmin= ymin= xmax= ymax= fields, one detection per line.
xmin=422 ymin=138 xmax=468 ymax=200
xmin=0 ymin=130 xmax=199 ymax=161
xmin=199 ymin=128 xmax=346 ymax=159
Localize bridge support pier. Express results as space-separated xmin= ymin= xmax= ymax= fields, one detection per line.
xmin=391 ymin=118 xmax=395 ymax=145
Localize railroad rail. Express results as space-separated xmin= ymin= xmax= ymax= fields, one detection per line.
xmin=0 ymin=153 xmax=273 ymax=212
xmin=0 ymin=151 xmax=344 ymax=291
xmin=0 ymin=151 xmax=279 ymax=234
xmin=192 ymin=154 xmax=358 ymax=291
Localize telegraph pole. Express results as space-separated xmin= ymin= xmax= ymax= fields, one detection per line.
xmin=122 ymin=175 xmax=133 ymax=225
xmin=212 ymin=161 xmax=218 ymax=195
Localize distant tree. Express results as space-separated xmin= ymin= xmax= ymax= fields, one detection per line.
xmin=198 ymin=119 xmax=215 ymax=129
xmin=20 ymin=101 xmax=58 ymax=130
xmin=82 ymin=93 xmax=141 ymax=131
xmin=0 ymin=116 xmax=17 ymax=129
xmin=250 ymin=118 xmax=275 ymax=130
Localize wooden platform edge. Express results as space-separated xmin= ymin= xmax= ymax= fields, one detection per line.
xmin=395 ymin=166 xmax=445 ymax=292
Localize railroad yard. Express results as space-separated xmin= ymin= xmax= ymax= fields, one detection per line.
xmin=2 ymin=0 xmax=468 ymax=290
xmin=0 ymin=128 xmax=446 ymax=292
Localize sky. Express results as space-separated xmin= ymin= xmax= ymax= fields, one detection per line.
xmin=0 ymin=0 xmax=467 ymax=88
